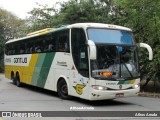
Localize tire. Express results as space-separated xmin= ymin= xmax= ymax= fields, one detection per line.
xmin=57 ymin=80 xmax=70 ymax=100
xmin=15 ymin=74 xmax=22 ymax=87
xmin=11 ymin=74 xmax=16 ymax=85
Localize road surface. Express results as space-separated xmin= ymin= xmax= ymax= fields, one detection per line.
xmin=0 ymin=74 xmax=160 ymax=120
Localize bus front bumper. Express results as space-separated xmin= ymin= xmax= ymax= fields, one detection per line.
xmin=89 ymin=88 xmax=140 ymax=100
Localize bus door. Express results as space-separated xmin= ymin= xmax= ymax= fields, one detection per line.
xmin=70 ymin=28 xmax=90 ymax=98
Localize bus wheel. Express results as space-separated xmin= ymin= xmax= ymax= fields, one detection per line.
xmin=11 ymin=73 xmax=16 ymax=85
xmin=57 ymin=79 xmax=70 ymax=100
xmin=15 ymin=74 xmax=22 ymax=87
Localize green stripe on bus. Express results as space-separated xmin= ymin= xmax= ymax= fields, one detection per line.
xmin=36 ymin=52 xmax=55 ymax=88
xmin=125 ymin=80 xmax=130 ymax=84
xmin=31 ymin=54 xmax=46 ymax=86
xmin=117 ymin=80 xmax=133 ymax=85
xmin=117 ymin=81 xmax=125 ymax=85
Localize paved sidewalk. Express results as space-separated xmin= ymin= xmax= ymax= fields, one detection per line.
xmin=138 ymin=92 xmax=160 ymax=98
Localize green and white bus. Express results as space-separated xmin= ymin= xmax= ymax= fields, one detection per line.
xmin=4 ymin=23 xmax=153 ymax=100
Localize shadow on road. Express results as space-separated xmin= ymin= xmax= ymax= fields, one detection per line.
xmin=70 ymin=97 xmax=132 ymax=107
xmin=9 ymin=82 xmax=59 ymax=97
xmin=9 ymin=82 xmax=133 ymax=106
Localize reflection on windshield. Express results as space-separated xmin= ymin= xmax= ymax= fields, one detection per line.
xmin=88 ymin=28 xmax=134 ymax=45
xmin=91 ymin=45 xmax=140 ymax=80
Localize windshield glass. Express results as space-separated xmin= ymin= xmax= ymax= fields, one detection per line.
xmin=88 ymin=28 xmax=139 ymax=80
xmin=88 ymin=28 xmax=134 ymax=45
xmin=91 ymin=45 xmax=140 ymax=80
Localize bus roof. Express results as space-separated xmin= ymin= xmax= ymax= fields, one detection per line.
xmin=5 ymin=23 xmax=132 ymax=44
xmin=27 ymin=28 xmax=54 ymax=36
xmin=67 ymin=23 xmax=132 ymax=31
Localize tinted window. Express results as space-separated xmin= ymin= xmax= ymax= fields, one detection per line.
xmin=55 ymin=30 xmax=70 ymax=52
xmin=71 ymin=28 xmax=89 ymax=77
xmin=5 ymin=34 xmax=56 ymax=55
xmin=88 ymin=28 xmax=134 ymax=45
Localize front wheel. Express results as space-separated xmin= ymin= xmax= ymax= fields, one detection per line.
xmin=57 ymin=80 xmax=70 ymax=100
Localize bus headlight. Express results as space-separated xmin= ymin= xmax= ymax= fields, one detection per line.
xmin=92 ymin=85 xmax=107 ymax=90
xmin=134 ymin=84 xmax=140 ymax=89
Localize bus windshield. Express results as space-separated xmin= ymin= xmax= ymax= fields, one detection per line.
xmin=88 ymin=28 xmax=140 ymax=80
xmin=87 ymin=28 xmax=135 ymax=45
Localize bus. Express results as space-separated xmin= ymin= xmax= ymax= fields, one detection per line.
xmin=4 ymin=23 xmax=153 ymax=100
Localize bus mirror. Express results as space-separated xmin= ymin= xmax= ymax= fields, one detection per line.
xmin=88 ymin=40 xmax=97 ymax=60
xmin=138 ymin=43 xmax=153 ymax=60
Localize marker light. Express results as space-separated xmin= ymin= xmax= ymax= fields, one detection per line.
xmin=100 ymin=72 xmax=112 ymax=77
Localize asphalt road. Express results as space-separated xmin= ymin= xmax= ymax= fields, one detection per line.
xmin=0 ymin=74 xmax=160 ymax=120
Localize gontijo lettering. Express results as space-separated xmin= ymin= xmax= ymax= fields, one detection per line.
xmin=14 ymin=58 xmax=27 ymax=63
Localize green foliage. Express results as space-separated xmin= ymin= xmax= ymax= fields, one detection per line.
xmin=0 ymin=8 xmax=26 ymax=39
xmin=27 ymin=0 xmax=113 ymax=30
xmin=0 ymin=22 xmax=5 ymax=58
xmin=0 ymin=8 xmax=26 ymax=72
xmin=57 ymin=0 xmax=109 ymax=23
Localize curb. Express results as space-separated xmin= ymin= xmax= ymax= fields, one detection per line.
xmin=138 ymin=92 xmax=160 ymax=98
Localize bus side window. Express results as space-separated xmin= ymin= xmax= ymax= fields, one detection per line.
xmin=15 ymin=43 xmax=19 ymax=54
xmin=15 ymin=44 xmax=19 ymax=55
xmin=25 ymin=38 xmax=35 ymax=54
xmin=44 ymin=35 xmax=54 ymax=52
xmin=34 ymin=37 xmax=43 ymax=53
xmin=56 ymin=30 xmax=70 ymax=53
xmin=20 ymin=43 xmax=25 ymax=54
xmin=31 ymin=42 xmax=35 ymax=53
xmin=25 ymin=43 xmax=30 ymax=54
xmin=7 ymin=44 xmax=12 ymax=55
xmin=35 ymin=45 xmax=41 ymax=53
xmin=58 ymin=38 xmax=65 ymax=52
xmin=48 ymin=42 xmax=53 ymax=51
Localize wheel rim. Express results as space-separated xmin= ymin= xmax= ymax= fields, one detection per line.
xmin=61 ymin=84 xmax=68 ymax=95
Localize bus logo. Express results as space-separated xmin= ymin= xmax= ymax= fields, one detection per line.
xmin=119 ymin=85 xmax=122 ymax=89
xmin=73 ymin=84 xmax=86 ymax=95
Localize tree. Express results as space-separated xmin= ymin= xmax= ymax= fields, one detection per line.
xmin=27 ymin=2 xmax=59 ymax=32
xmin=0 ymin=8 xmax=26 ymax=72
xmin=0 ymin=8 xmax=26 ymax=40
xmin=0 ymin=22 xmax=5 ymax=59
xmin=27 ymin=0 xmax=115 ymax=29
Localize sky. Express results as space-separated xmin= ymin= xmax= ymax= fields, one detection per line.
xmin=0 ymin=0 xmax=68 ymax=19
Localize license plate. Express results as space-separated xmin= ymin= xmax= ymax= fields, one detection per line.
xmin=115 ymin=93 xmax=124 ymax=97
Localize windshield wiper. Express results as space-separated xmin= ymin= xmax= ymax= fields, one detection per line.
xmin=123 ymin=63 xmax=133 ymax=78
